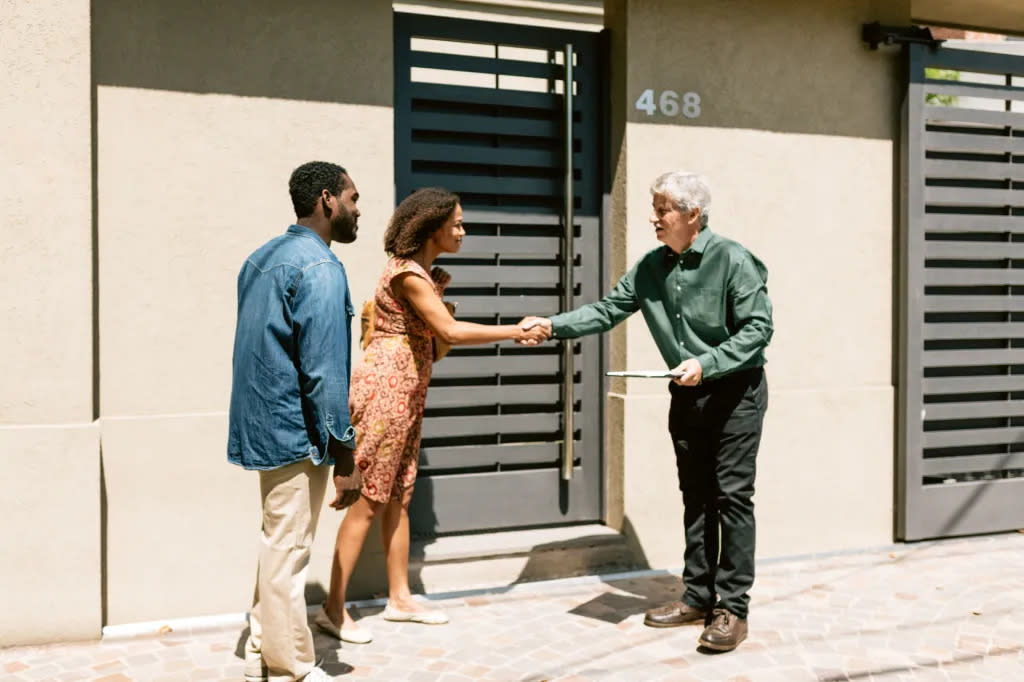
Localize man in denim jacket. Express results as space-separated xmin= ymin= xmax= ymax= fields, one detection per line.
xmin=229 ymin=161 xmax=362 ymax=682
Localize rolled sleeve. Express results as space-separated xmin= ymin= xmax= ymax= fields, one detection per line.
xmin=291 ymin=260 xmax=357 ymax=463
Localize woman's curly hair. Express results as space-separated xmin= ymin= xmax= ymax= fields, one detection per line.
xmin=384 ymin=188 xmax=460 ymax=257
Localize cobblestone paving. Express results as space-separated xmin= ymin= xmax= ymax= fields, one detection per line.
xmin=3 ymin=533 xmax=1024 ymax=681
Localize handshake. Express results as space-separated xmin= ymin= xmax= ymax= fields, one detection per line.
xmin=514 ymin=316 xmax=553 ymax=346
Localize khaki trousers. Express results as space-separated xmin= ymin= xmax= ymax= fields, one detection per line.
xmin=244 ymin=458 xmax=329 ymax=682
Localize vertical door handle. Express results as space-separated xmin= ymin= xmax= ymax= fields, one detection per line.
xmin=561 ymin=43 xmax=575 ymax=481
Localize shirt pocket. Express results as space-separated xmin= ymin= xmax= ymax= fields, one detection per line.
xmin=692 ymin=287 xmax=724 ymax=329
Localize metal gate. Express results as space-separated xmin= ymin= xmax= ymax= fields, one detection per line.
xmin=899 ymin=43 xmax=1024 ymax=540
xmin=394 ymin=13 xmax=605 ymax=535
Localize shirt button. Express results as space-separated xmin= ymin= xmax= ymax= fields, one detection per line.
xmin=676 ymin=313 xmax=681 ymax=318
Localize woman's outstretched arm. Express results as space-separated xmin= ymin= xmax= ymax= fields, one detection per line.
xmin=393 ymin=272 xmax=548 ymax=346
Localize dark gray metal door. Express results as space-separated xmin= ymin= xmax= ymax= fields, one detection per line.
xmin=899 ymin=43 xmax=1024 ymax=540
xmin=394 ymin=13 xmax=605 ymax=535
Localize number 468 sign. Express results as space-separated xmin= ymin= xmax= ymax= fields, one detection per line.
xmin=635 ymin=89 xmax=702 ymax=119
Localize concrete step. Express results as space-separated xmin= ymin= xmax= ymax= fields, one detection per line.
xmin=348 ymin=524 xmax=641 ymax=599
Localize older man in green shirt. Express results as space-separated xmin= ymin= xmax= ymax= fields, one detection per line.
xmin=527 ymin=171 xmax=772 ymax=652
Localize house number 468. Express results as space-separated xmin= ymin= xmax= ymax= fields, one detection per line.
xmin=635 ymin=89 xmax=701 ymax=119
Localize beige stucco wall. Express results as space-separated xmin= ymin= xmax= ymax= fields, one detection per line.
xmin=1 ymin=0 xmax=93 ymax=426
xmin=607 ymin=0 xmax=902 ymax=567
xmin=912 ymin=0 xmax=1024 ymax=35
xmin=93 ymin=0 xmax=395 ymax=624
xmin=0 ymin=426 xmax=101 ymax=645
xmin=0 ymin=0 xmax=101 ymax=646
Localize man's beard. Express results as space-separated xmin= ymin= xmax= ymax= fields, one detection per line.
xmin=331 ymin=208 xmax=358 ymax=244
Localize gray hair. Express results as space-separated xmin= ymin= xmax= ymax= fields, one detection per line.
xmin=650 ymin=171 xmax=711 ymax=227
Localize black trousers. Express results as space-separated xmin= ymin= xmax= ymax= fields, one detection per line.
xmin=668 ymin=367 xmax=767 ymax=619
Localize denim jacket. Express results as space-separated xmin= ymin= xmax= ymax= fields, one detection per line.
xmin=228 ymin=224 xmax=357 ymax=470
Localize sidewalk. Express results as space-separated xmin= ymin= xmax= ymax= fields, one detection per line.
xmin=3 ymin=533 xmax=1024 ymax=682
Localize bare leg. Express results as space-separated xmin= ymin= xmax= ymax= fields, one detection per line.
xmin=379 ymin=496 xmax=423 ymax=612
xmin=325 ymin=494 xmax=382 ymax=628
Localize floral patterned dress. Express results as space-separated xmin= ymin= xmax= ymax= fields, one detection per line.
xmin=349 ymin=257 xmax=438 ymax=503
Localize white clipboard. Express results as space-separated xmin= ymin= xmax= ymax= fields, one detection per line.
xmin=606 ymin=370 xmax=679 ymax=378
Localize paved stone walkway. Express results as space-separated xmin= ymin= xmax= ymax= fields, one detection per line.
xmin=3 ymin=533 xmax=1024 ymax=681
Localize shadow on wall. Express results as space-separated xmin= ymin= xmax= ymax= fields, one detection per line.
xmin=92 ymin=0 xmax=391 ymax=106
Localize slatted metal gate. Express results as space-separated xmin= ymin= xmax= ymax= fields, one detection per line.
xmin=899 ymin=43 xmax=1024 ymax=540
xmin=394 ymin=13 xmax=604 ymax=535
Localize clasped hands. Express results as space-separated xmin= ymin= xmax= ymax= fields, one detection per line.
xmin=516 ymin=316 xmax=552 ymax=346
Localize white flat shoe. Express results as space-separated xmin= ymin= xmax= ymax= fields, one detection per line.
xmin=313 ymin=606 xmax=373 ymax=644
xmin=382 ymin=603 xmax=449 ymax=624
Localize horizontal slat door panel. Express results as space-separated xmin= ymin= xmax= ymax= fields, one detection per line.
xmin=924 ymin=400 xmax=1024 ymax=420
xmin=925 ymin=104 xmax=1024 ymax=127
xmin=922 ymin=375 xmax=1024 ymax=394
xmin=438 ymin=264 xmax=581 ymax=286
xmin=407 ymin=468 xmax=599 ymax=534
xmin=410 ymin=82 xmax=561 ymax=109
xmin=923 ymin=323 xmax=1024 ymax=340
xmin=450 ymin=235 xmax=560 ymax=255
xmin=451 ymin=296 xmax=560 ymax=316
xmin=421 ymin=413 xmax=560 ymax=439
xmin=924 ymin=81 xmax=1024 ymax=103
xmin=431 ymin=352 xmax=562 ymax=378
xmin=924 ymin=187 xmax=1023 ymax=207
xmin=923 ymin=296 xmax=1024 ymax=313
xmin=922 ymin=348 xmax=1024 ymax=367
xmin=426 ymin=383 xmax=561 ymax=408
xmin=419 ymin=442 xmax=562 ymax=470
xmin=924 ymin=159 xmax=1024 ymax=182
xmin=925 ymin=215 xmax=1022 ymax=233
xmin=906 ymin=482 xmax=1024 ymax=539
xmin=460 ymin=210 xmax=562 ymax=225
xmin=923 ymin=427 xmax=1024 ymax=449
xmin=924 ymin=269 xmax=1024 ymax=286
xmin=924 ymin=242 xmax=1024 ymax=260
xmin=924 ymin=132 xmax=1024 ymax=154
xmin=922 ymin=453 xmax=1024 ymax=476
xmin=410 ymin=111 xmax=559 ymax=138
xmin=411 ymin=142 xmax=574 ymax=169
xmin=410 ymin=172 xmax=562 ymax=197
xmin=411 ymin=50 xmax=565 ymax=79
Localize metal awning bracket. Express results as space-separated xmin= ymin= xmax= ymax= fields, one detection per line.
xmin=862 ymin=22 xmax=945 ymax=51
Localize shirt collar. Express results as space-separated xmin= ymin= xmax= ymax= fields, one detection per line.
xmin=662 ymin=226 xmax=713 ymax=266
xmin=687 ymin=226 xmax=713 ymax=255
xmin=287 ymin=224 xmax=330 ymax=246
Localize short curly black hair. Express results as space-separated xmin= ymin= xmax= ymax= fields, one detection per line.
xmin=384 ymin=188 xmax=460 ymax=257
xmin=288 ymin=161 xmax=349 ymax=218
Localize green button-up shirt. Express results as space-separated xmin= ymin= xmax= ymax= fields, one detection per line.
xmin=550 ymin=227 xmax=773 ymax=382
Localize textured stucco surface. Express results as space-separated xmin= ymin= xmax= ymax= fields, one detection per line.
xmin=913 ymin=0 xmax=1024 ymax=35
xmin=0 ymin=0 xmax=93 ymax=425
xmin=0 ymin=424 xmax=101 ymax=646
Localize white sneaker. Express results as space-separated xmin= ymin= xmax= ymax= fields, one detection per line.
xmin=302 ymin=667 xmax=331 ymax=682
xmin=313 ymin=605 xmax=373 ymax=644
xmin=382 ymin=603 xmax=449 ymax=624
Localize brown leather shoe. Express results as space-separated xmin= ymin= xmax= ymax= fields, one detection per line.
xmin=698 ymin=608 xmax=748 ymax=651
xmin=643 ymin=601 xmax=709 ymax=628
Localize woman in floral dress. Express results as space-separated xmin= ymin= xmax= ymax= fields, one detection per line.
xmin=315 ymin=188 xmax=547 ymax=644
